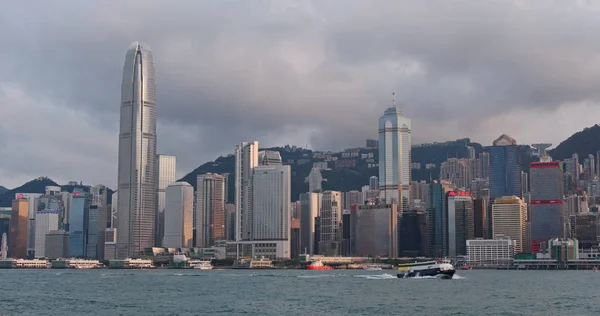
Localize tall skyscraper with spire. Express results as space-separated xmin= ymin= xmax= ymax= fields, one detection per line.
xmin=117 ymin=41 xmax=158 ymax=258
xmin=378 ymin=92 xmax=411 ymax=208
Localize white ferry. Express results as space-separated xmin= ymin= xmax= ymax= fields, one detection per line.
xmin=189 ymin=259 xmax=213 ymax=270
xmin=397 ymin=260 xmax=455 ymax=279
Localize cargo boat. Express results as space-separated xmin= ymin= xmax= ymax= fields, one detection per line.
xmin=397 ymin=260 xmax=455 ymax=279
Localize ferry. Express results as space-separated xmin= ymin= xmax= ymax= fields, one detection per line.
xmin=306 ymin=260 xmax=333 ymax=270
xmin=189 ymin=260 xmax=213 ymax=270
xmin=397 ymin=260 xmax=456 ymax=279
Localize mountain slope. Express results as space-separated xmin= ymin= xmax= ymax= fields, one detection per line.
xmin=0 ymin=177 xmax=60 ymax=207
xmin=549 ymin=125 xmax=600 ymax=161
xmin=0 ymin=186 xmax=7 ymax=195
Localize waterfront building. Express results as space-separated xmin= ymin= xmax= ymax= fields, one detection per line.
xmin=225 ymin=240 xmax=290 ymax=260
xmin=117 ymin=41 xmax=158 ymax=258
xmin=45 ymin=230 xmax=69 ymax=259
xmin=156 ymin=154 xmax=176 ymax=247
xmin=196 ymin=174 xmax=225 ymax=247
xmin=319 ymin=191 xmax=343 ymax=256
xmin=491 ymin=196 xmax=527 ymax=253
xmin=0 ymin=215 xmax=9 ymax=257
xmin=529 ymin=161 xmax=564 ymax=252
xmin=235 ymin=141 xmax=258 ymax=241
xmin=299 ymin=192 xmax=321 ymax=255
xmin=163 ymin=182 xmax=193 ymax=249
xmin=447 ymin=191 xmax=474 ymax=258
xmin=466 ymin=238 xmax=515 ymax=267
xmin=104 ymin=228 xmax=117 ymax=260
xmin=354 ymin=203 xmax=398 ymax=258
xmin=9 ymin=198 xmax=29 ymax=258
xmin=427 ymin=180 xmax=455 ymax=258
xmin=489 ymin=134 xmax=521 ymax=199
xmin=252 ymin=164 xmax=291 ymax=242
xmin=290 ymin=219 xmax=301 ymax=259
xmin=34 ymin=210 xmax=59 ymax=258
xmin=90 ymin=185 xmax=109 ymax=260
xmin=70 ymin=192 xmax=90 ymax=257
xmin=399 ymin=210 xmax=427 ymax=257
xmin=378 ymin=93 xmax=411 ymax=208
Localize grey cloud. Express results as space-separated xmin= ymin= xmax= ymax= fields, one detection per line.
xmin=1 ymin=0 xmax=600 ymax=188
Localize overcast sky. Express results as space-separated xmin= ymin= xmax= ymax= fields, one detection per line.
xmin=1 ymin=0 xmax=600 ymax=189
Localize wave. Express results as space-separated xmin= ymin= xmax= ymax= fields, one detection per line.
xmin=354 ymin=273 xmax=397 ymax=280
xmin=297 ymin=274 xmax=346 ymax=279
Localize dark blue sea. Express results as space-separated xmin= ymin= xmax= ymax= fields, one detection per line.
xmin=1 ymin=269 xmax=599 ymax=315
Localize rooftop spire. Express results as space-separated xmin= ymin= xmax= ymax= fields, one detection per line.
xmin=392 ymin=91 xmax=396 ymax=107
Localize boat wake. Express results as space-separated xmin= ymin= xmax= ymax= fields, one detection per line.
xmin=452 ymin=274 xmax=465 ymax=279
xmin=354 ymin=273 xmax=397 ymax=280
xmin=297 ymin=274 xmax=346 ymax=279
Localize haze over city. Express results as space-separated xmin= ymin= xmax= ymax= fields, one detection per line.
xmin=2 ymin=0 xmax=600 ymax=188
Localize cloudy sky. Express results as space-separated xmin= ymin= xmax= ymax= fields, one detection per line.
xmin=1 ymin=0 xmax=600 ymax=189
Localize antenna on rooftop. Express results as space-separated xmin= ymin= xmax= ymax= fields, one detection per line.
xmin=392 ymin=91 xmax=396 ymax=107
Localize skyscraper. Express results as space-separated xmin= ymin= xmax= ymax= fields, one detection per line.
xmin=163 ymin=182 xmax=193 ymax=249
xmin=446 ymin=191 xmax=474 ymax=258
xmin=491 ymin=196 xmax=527 ymax=253
xmin=34 ymin=210 xmax=59 ymax=258
xmin=117 ymin=41 xmax=158 ymax=258
xmin=70 ymin=191 xmax=90 ymax=258
xmin=489 ymin=134 xmax=521 ymax=199
xmin=299 ymin=192 xmax=321 ymax=255
xmin=427 ymin=180 xmax=455 ymax=258
xmin=319 ymin=191 xmax=342 ymax=256
xmin=196 ymin=174 xmax=225 ymax=247
xmin=156 ymin=154 xmax=176 ymax=246
xmin=235 ymin=141 xmax=258 ymax=241
xmin=529 ymin=161 xmax=564 ymax=252
xmin=252 ymin=165 xmax=291 ymax=241
xmin=378 ymin=93 xmax=411 ymax=208
xmin=10 ymin=198 xmax=29 ymax=258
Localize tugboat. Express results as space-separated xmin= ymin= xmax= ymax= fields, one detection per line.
xmin=306 ymin=260 xmax=333 ymax=270
xmin=396 ymin=260 xmax=456 ymax=279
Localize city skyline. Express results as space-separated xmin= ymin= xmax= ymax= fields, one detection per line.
xmin=4 ymin=2 xmax=600 ymax=188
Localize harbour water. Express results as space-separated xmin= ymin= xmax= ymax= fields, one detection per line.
xmin=1 ymin=269 xmax=599 ymax=315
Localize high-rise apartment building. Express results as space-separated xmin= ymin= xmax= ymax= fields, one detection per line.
xmin=117 ymin=41 xmax=158 ymax=258
xmin=447 ymin=191 xmax=474 ymax=258
xmin=489 ymin=134 xmax=521 ymax=199
xmin=252 ymin=165 xmax=291 ymax=241
xmin=196 ymin=174 xmax=225 ymax=247
xmin=529 ymin=161 xmax=564 ymax=252
xmin=156 ymin=154 xmax=176 ymax=246
xmin=369 ymin=176 xmax=379 ymax=190
xmin=319 ymin=191 xmax=342 ymax=256
xmin=378 ymin=94 xmax=411 ymax=208
xmin=491 ymin=196 xmax=527 ymax=253
xmin=9 ymin=198 xmax=29 ymax=258
xmin=299 ymin=192 xmax=321 ymax=255
xmin=235 ymin=141 xmax=258 ymax=241
xmin=34 ymin=210 xmax=59 ymax=258
xmin=163 ymin=182 xmax=193 ymax=249
xmin=476 ymin=152 xmax=490 ymax=179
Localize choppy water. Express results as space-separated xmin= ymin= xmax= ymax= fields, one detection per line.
xmin=1 ymin=269 xmax=599 ymax=315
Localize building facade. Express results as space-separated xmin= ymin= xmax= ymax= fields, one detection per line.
xmin=319 ymin=191 xmax=342 ymax=256
xmin=34 ymin=210 xmax=59 ymax=258
xmin=466 ymin=238 xmax=515 ymax=267
xmin=156 ymin=154 xmax=176 ymax=247
xmin=163 ymin=182 xmax=194 ymax=249
xmin=10 ymin=199 xmax=29 ymax=258
xmin=491 ymin=196 xmax=527 ymax=253
xmin=252 ymin=165 xmax=291 ymax=241
xmin=45 ymin=230 xmax=70 ymax=259
xmin=117 ymin=41 xmax=158 ymax=258
xmin=235 ymin=141 xmax=258 ymax=241
xmin=447 ymin=191 xmax=474 ymax=258
xmin=378 ymin=97 xmax=411 ymax=208
xmin=529 ymin=161 xmax=564 ymax=252
xmin=354 ymin=203 xmax=398 ymax=258
xmin=489 ymin=134 xmax=521 ymax=199
xmin=196 ymin=174 xmax=225 ymax=247
xmin=299 ymin=192 xmax=321 ymax=255
xmin=70 ymin=192 xmax=90 ymax=258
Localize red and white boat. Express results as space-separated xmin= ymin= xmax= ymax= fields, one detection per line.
xmin=306 ymin=260 xmax=333 ymax=270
